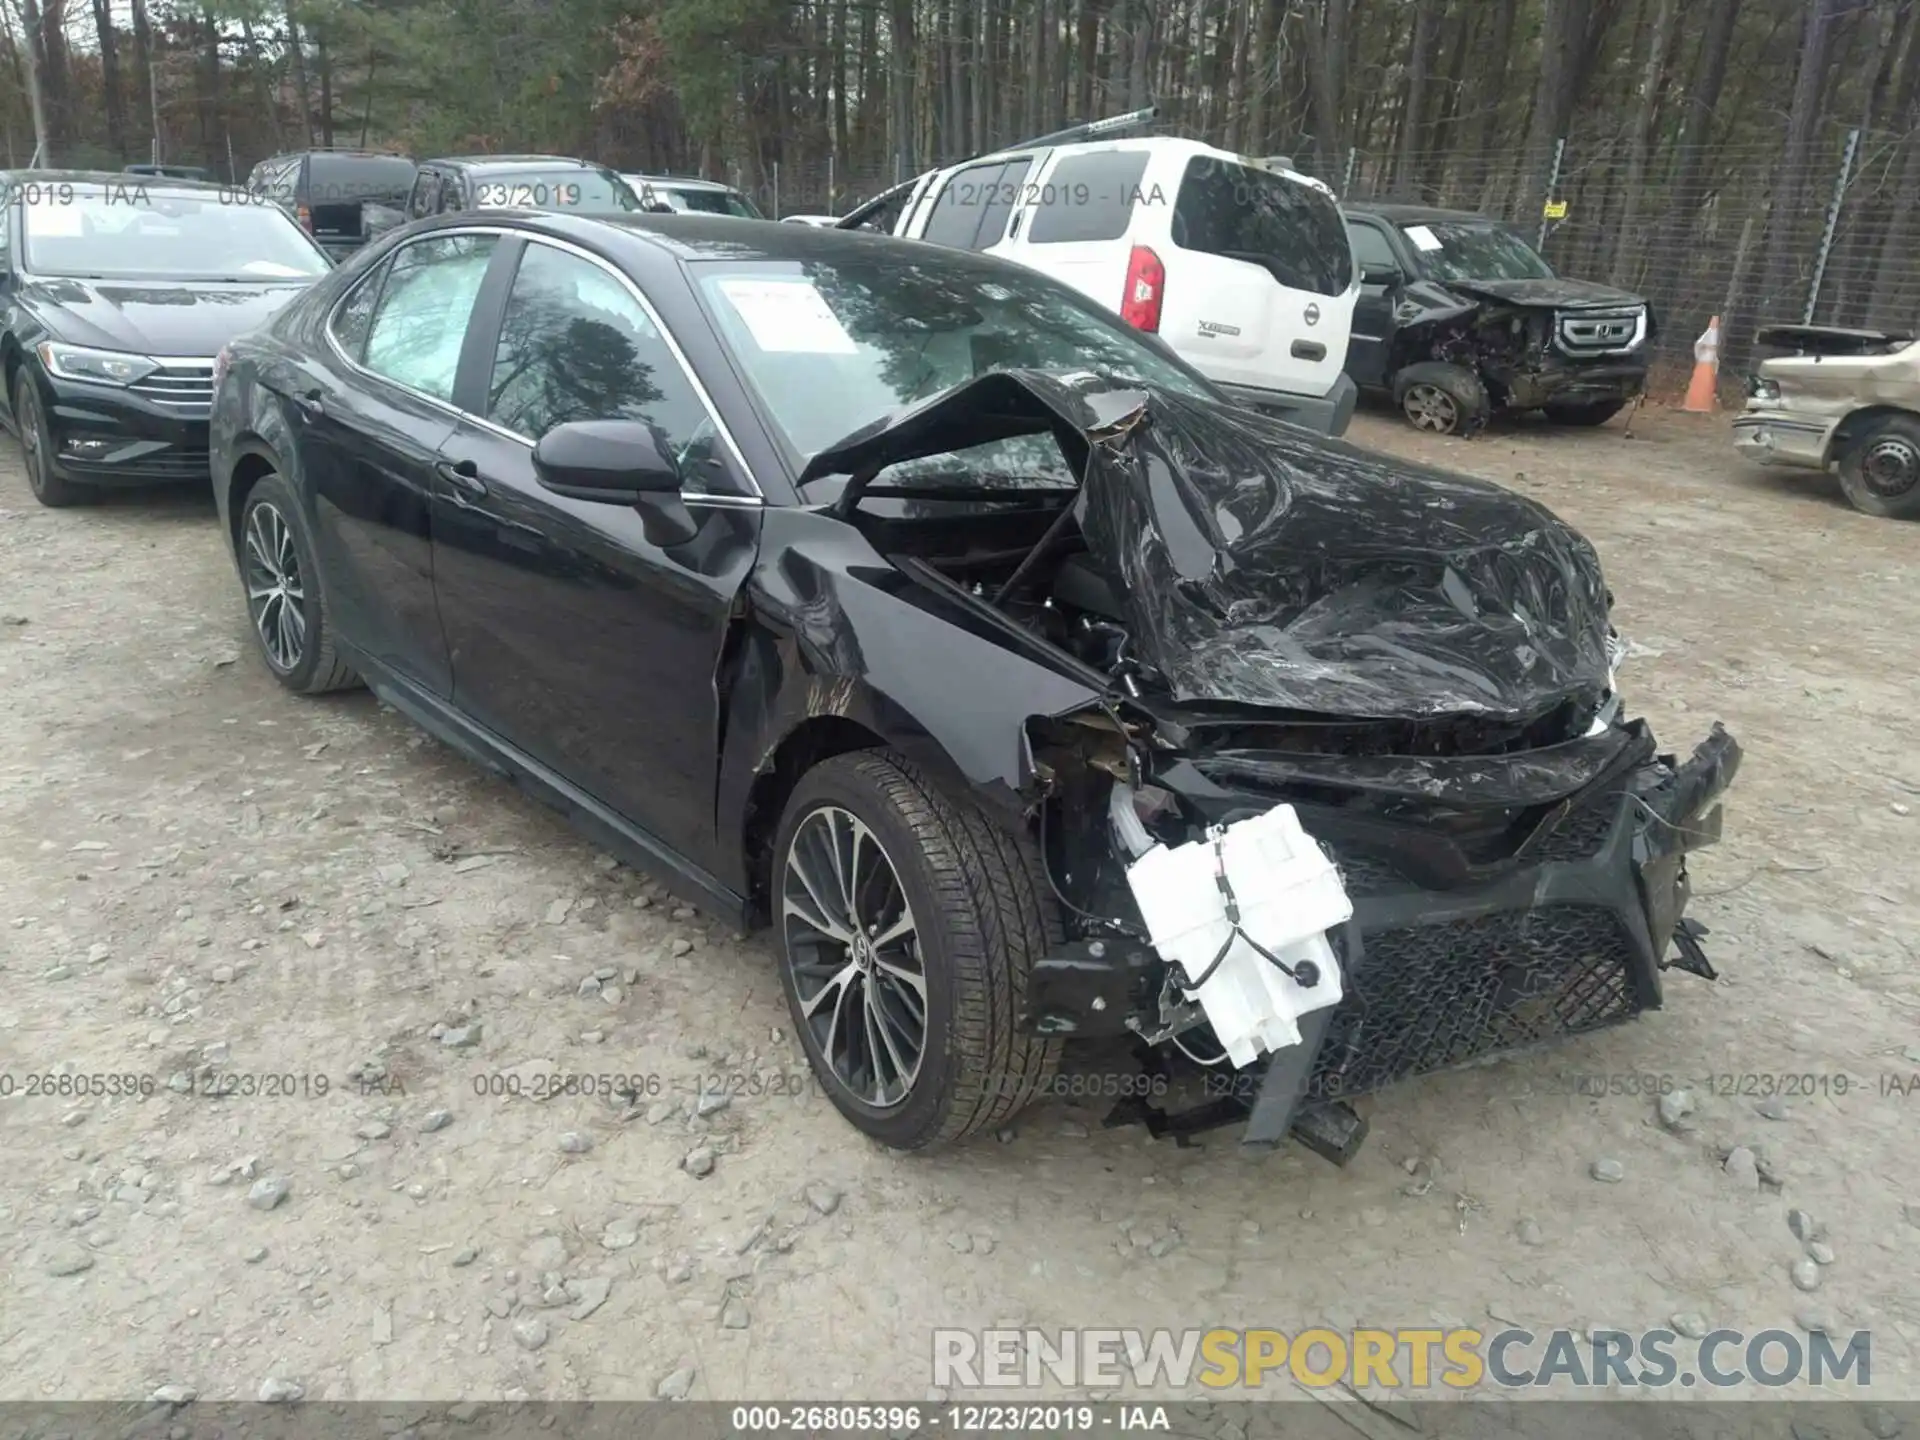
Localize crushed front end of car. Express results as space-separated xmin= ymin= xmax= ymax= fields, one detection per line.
xmin=805 ymin=370 xmax=1740 ymax=1161
xmin=1381 ymin=278 xmax=1652 ymax=433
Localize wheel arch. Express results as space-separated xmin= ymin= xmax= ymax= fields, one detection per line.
xmin=1825 ymin=403 xmax=1920 ymax=467
xmin=739 ymin=714 xmax=892 ymax=927
xmin=222 ymin=441 xmax=285 ymax=557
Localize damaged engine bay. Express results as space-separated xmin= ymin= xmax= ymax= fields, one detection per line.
xmin=800 ymin=370 xmax=1741 ymax=1162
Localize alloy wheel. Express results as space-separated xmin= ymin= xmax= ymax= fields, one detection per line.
xmin=18 ymin=384 xmax=47 ymax=494
xmin=243 ymin=500 xmax=308 ymax=672
xmin=1860 ymin=435 xmax=1920 ymax=497
xmin=780 ymin=804 xmax=927 ymax=1108
xmin=1404 ymin=383 xmax=1459 ymax=433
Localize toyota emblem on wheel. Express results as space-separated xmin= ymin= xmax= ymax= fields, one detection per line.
xmin=1304 ymin=303 xmax=1321 ymax=326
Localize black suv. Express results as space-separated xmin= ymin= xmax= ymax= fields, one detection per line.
xmin=1342 ymin=202 xmax=1655 ymax=435
xmin=361 ymin=155 xmax=640 ymax=239
xmin=249 ymin=149 xmax=418 ymax=258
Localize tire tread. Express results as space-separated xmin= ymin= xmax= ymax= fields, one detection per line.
xmin=786 ymin=750 xmax=1061 ymax=1150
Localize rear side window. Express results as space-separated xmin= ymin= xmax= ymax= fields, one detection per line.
xmin=923 ymin=160 xmax=1019 ymax=250
xmin=362 ymin=234 xmax=497 ymax=400
xmin=1027 ymin=151 xmax=1151 ymax=244
xmin=328 ymin=261 xmax=388 ymax=362
xmin=1172 ymin=158 xmax=1353 ymax=296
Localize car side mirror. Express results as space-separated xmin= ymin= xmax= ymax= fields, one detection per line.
xmin=1361 ymin=263 xmax=1402 ymax=287
xmin=532 ymin=419 xmax=697 ymax=547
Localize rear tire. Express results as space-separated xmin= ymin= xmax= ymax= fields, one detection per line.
xmin=1837 ymin=415 xmax=1920 ymax=519
xmin=1393 ymin=361 xmax=1489 ymax=436
xmin=14 ymin=368 xmax=89 ymax=508
xmin=1542 ymin=398 xmax=1627 ymax=427
xmin=772 ymin=750 xmax=1061 ymax=1151
xmin=237 ymin=472 xmax=362 ymax=693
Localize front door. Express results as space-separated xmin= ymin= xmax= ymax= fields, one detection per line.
xmin=428 ymin=236 xmax=761 ymax=868
xmin=1344 ymin=218 xmax=1402 ymax=389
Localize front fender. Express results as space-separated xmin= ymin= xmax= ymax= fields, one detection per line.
xmin=714 ymin=506 xmax=1101 ymax=897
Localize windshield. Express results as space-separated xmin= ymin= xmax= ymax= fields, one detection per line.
xmin=472 ymin=169 xmax=639 ymax=212
xmin=694 ymin=251 xmax=1213 ymax=490
xmin=1403 ymin=221 xmax=1555 ymax=282
xmin=19 ymin=183 xmax=331 ymax=282
xmin=659 ymin=185 xmax=762 ymax=219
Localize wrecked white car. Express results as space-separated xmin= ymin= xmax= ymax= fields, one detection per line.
xmin=1734 ymin=322 xmax=1920 ymax=519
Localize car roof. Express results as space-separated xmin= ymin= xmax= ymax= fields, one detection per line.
xmin=447 ymin=209 xmax=1015 ymax=273
xmin=1342 ymin=200 xmax=1499 ymax=226
xmin=630 ymin=175 xmax=739 ymax=192
xmin=433 ymin=155 xmax=603 ymax=171
xmin=2 ymin=167 xmax=227 ymax=196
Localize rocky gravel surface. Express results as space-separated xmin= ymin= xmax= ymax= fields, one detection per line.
xmin=1 ymin=405 xmax=1917 ymax=1404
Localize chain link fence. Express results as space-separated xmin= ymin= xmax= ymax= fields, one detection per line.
xmin=732 ymin=116 xmax=1920 ymax=395
xmin=1323 ymin=120 xmax=1920 ymax=384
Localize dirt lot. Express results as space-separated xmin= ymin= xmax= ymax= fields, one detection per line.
xmin=2 ymin=401 xmax=1917 ymax=1409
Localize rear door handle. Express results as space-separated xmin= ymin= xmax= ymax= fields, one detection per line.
xmin=434 ymin=458 xmax=486 ymax=498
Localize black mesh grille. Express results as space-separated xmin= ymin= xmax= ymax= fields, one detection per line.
xmin=1522 ymin=800 xmax=1617 ymax=863
xmin=1331 ymin=849 xmax=1409 ymax=895
xmin=68 ymin=449 xmax=211 ymax=479
xmin=1310 ymin=904 xmax=1644 ymax=1097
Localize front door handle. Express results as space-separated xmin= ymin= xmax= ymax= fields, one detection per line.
xmin=434 ymin=458 xmax=486 ymax=498
xmin=294 ymin=388 xmax=324 ymax=418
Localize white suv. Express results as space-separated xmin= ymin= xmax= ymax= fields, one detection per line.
xmin=841 ymin=137 xmax=1359 ymax=435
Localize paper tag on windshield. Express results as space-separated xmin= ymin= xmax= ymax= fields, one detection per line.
xmin=25 ymin=206 xmax=83 ymax=237
xmin=715 ymin=278 xmax=857 ymax=354
xmin=1404 ymin=224 xmax=1443 ymax=252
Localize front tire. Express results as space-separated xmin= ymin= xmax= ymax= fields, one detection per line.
xmin=1542 ymin=398 xmax=1627 ymax=426
xmin=1393 ymin=361 xmax=1489 ymax=436
xmin=237 ymin=472 xmax=361 ymax=693
xmin=14 ymin=368 xmax=89 ymax=508
xmin=1837 ymin=416 xmax=1920 ymax=519
xmin=772 ymin=750 xmax=1061 ymax=1151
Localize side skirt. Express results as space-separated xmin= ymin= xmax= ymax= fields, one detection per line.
xmin=343 ymin=643 xmax=751 ymax=928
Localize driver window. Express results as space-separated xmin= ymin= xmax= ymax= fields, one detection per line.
xmin=486 ymin=241 xmax=735 ymax=495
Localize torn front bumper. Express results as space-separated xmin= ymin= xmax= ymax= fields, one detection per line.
xmin=1025 ymin=722 xmax=1742 ymax=1158
xmin=1504 ymin=360 xmax=1648 ymax=411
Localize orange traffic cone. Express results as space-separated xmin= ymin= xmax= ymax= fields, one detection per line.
xmin=1683 ymin=315 xmax=1721 ymax=413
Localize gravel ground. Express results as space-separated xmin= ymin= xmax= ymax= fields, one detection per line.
xmin=2 ymin=401 xmax=1917 ymax=1406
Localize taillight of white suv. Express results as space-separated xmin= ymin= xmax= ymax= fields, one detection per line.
xmin=1120 ymin=245 xmax=1165 ymax=332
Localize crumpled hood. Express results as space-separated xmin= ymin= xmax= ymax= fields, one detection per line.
xmin=1442 ymin=276 xmax=1645 ymax=310
xmin=803 ymin=370 xmax=1613 ymax=722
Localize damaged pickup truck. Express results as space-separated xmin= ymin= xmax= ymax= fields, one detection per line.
xmin=1343 ymin=202 xmax=1654 ymax=436
xmin=212 ymin=216 xmax=1737 ymax=1162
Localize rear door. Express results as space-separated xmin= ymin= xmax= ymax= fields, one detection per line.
xmin=1161 ymin=156 xmax=1356 ymax=399
xmin=307 ymin=154 xmax=417 ymax=247
xmin=292 ymin=231 xmax=501 ymax=695
xmin=1000 ymin=146 xmax=1150 ymax=314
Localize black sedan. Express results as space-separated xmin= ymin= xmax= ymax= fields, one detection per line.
xmin=1 ymin=171 xmax=332 ymax=506
xmin=209 ymin=212 xmax=1740 ymax=1158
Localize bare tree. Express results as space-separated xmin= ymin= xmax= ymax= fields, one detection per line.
xmin=7 ymin=0 xmax=51 ymax=164
xmin=1608 ymin=0 xmax=1679 ymax=284
xmin=1392 ymin=0 xmax=1433 ymax=193
xmin=1755 ymin=0 xmax=1850 ymax=330
xmin=90 ymin=0 xmax=127 ymax=160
